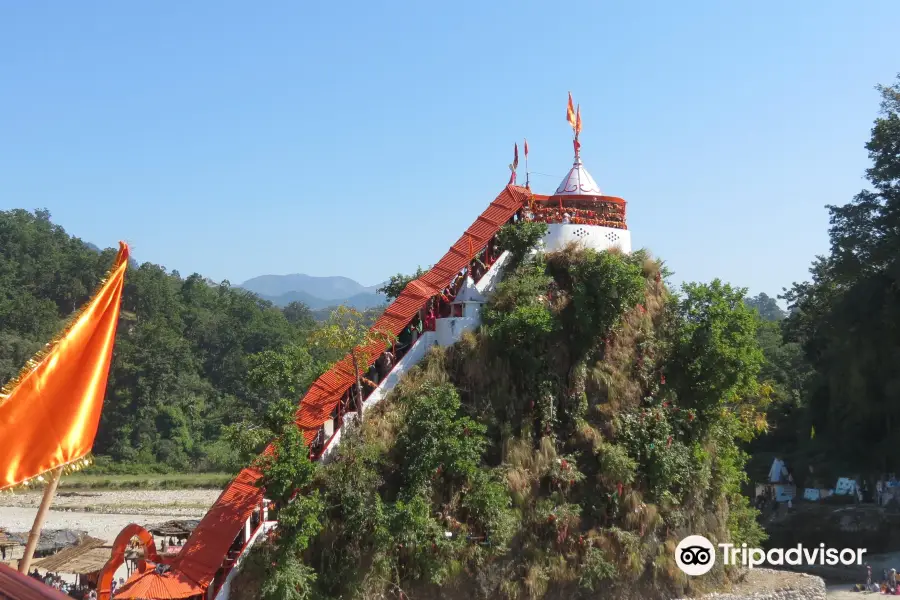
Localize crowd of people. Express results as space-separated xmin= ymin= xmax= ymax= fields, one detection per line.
xmin=859 ymin=564 xmax=900 ymax=594
xmin=25 ymin=569 xmax=124 ymax=598
xmin=523 ymin=203 xmax=626 ymax=229
xmin=307 ymin=232 xmax=505 ymax=458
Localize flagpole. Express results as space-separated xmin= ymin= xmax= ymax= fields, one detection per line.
xmin=18 ymin=466 xmax=63 ymax=573
xmin=525 ymin=139 xmax=530 ymax=189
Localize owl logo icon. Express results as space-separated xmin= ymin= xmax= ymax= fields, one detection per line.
xmin=676 ymin=535 xmax=716 ymax=576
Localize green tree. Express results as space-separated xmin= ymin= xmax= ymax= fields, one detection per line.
xmin=782 ymin=75 xmax=900 ymax=474
xmin=669 ymin=280 xmax=767 ymax=438
xmin=251 ymin=405 xmax=324 ymax=600
xmin=223 ymin=341 xmax=324 ymax=467
xmin=377 ymin=266 xmax=428 ymax=302
xmin=308 ymin=306 xmax=394 ymax=424
xmin=282 ymin=301 xmax=317 ymax=331
xmin=744 ymin=292 xmax=787 ymax=322
xmin=0 ymin=208 xmax=309 ymax=471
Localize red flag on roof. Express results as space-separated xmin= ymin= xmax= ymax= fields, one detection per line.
xmin=567 ymin=92 xmax=576 ymax=129
xmin=513 ymin=143 xmax=519 ymax=170
xmin=524 ymin=138 xmax=529 ymax=158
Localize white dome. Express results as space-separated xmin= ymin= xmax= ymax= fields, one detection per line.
xmin=555 ymin=158 xmax=602 ymax=196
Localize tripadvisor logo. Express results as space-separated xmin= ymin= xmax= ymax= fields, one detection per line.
xmin=675 ymin=535 xmax=867 ymax=576
xmin=675 ymin=535 xmax=716 ymax=576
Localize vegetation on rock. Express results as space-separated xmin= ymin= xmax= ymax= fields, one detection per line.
xmin=234 ymin=236 xmax=769 ymax=599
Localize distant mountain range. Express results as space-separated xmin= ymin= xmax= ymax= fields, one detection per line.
xmin=238 ymin=274 xmax=388 ymax=310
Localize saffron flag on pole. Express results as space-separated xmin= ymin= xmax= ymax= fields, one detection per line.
xmin=0 ymin=243 xmax=129 ymax=490
xmin=576 ymin=104 xmax=582 ymax=135
xmin=567 ymin=92 xmax=576 ymax=130
xmin=513 ymin=143 xmax=519 ymax=170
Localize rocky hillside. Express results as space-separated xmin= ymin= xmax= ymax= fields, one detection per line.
xmin=235 ymin=223 xmax=771 ymax=600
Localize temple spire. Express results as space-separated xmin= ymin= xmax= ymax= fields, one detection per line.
xmin=555 ymin=94 xmax=601 ymax=195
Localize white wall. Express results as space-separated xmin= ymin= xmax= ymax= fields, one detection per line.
xmin=540 ymin=224 xmax=632 ymax=254
xmin=475 ymin=250 xmax=511 ymax=295
xmin=435 ymin=316 xmax=479 ymax=347
xmin=319 ymin=331 xmax=438 ymax=464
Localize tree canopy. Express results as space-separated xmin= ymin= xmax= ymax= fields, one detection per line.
xmin=780 ymin=74 xmax=900 ymax=476
xmin=0 ymin=208 xmax=323 ymax=472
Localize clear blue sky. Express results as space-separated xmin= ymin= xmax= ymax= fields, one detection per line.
xmin=2 ymin=1 xmax=898 ymax=298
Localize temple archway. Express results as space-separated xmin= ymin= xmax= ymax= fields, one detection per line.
xmin=97 ymin=524 xmax=165 ymax=600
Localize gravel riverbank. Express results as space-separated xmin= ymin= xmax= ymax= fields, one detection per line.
xmin=0 ymin=489 xmax=221 ymax=542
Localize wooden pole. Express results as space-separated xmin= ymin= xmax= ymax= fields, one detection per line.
xmin=18 ymin=467 xmax=63 ymax=574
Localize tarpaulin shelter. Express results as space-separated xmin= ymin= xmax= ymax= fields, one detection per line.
xmin=5 ymin=530 xmax=88 ymax=558
xmin=144 ymin=521 xmax=199 ymax=540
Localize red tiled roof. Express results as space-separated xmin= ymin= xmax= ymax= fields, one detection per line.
xmin=164 ymin=184 xmax=530 ymax=591
xmin=170 ymin=467 xmax=263 ymax=586
xmin=0 ymin=564 xmax=72 ymax=600
xmin=113 ymin=567 xmax=203 ymax=600
xmin=294 ymin=184 xmax=529 ymax=434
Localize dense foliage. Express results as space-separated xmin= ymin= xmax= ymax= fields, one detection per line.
xmin=235 ymin=238 xmax=771 ymax=600
xmin=777 ymin=74 xmax=900 ymax=478
xmin=0 ymin=208 xmax=326 ymax=472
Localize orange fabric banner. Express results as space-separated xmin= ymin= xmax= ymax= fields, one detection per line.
xmin=567 ymin=92 xmax=576 ymax=129
xmin=0 ymin=243 xmax=129 ymax=490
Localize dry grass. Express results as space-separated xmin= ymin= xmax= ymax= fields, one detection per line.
xmin=523 ymin=563 xmax=549 ymax=598
xmin=503 ymin=436 xmax=561 ymax=506
xmin=587 ymin=253 xmax=670 ymax=423
xmin=573 ymin=421 xmax=603 ymax=453
xmin=445 ymin=329 xmax=514 ymax=414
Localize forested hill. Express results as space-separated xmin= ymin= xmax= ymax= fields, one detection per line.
xmin=0 ymin=207 xmax=812 ymax=480
xmin=0 ymin=208 xmax=333 ymax=471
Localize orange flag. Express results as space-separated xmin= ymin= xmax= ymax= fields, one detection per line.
xmin=0 ymin=243 xmax=129 ymax=490
xmin=576 ymin=104 xmax=582 ymax=135
xmin=567 ymin=92 xmax=576 ymax=129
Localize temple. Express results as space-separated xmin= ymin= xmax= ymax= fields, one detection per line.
xmin=96 ymin=98 xmax=633 ymax=600
xmin=528 ymin=100 xmax=630 ymax=254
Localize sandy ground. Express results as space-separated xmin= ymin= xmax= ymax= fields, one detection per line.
xmin=1 ymin=489 xmax=220 ymax=515
xmin=726 ymin=568 xmax=815 ymax=595
xmin=0 ymin=489 xmax=221 ymax=541
xmin=825 ymin=583 xmax=882 ymax=598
